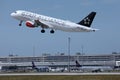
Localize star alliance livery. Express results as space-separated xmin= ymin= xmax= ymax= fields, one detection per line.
xmin=11 ymin=10 xmax=98 ymax=33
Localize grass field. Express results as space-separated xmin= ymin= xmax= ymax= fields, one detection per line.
xmin=0 ymin=75 xmax=120 ymax=80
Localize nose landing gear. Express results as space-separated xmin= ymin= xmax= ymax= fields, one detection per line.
xmin=19 ymin=21 xmax=23 ymax=26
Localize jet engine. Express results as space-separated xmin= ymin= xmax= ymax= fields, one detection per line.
xmin=26 ymin=21 xmax=36 ymax=28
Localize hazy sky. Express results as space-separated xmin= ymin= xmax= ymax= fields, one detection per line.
xmin=0 ymin=0 xmax=120 ymax=56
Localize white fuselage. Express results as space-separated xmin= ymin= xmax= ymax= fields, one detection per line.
xmin=11 ymin=10 xmax=97 ymax=32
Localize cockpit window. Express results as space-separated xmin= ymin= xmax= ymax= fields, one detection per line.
xmin=14 ymin=11 xmax=17 ymax=13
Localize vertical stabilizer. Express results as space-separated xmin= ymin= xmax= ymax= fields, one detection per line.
xmin=75 ymin=60 xmax=82 ymax=67
xmin=77 ymin=12 xmax=96 ymax=27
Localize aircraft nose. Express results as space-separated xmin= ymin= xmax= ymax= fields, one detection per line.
xmin=11 ymin=13 xmax=15 ymax=17
xmin=10 ymin=13 xmax=14 ymax=16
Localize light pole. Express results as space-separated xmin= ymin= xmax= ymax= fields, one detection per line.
xmin=68 ymin=37 xmax=71 ymax=72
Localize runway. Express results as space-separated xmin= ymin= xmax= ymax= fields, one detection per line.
xmin=0 ymin=72 xmax=120 ymax=76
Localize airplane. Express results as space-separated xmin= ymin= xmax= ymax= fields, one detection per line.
xmin=75 ymin=60 xmax=113 ymax=72
xmin=11 ymin=10 xmax=98 ymax=33
xmin=31 ymin=61 xmax=49 ymax=72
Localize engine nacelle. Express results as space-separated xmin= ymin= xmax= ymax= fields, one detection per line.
xmin=26 ymin=21 xmax=36 ymax=28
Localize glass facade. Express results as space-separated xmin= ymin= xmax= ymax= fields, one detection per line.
xmin=0 ymin=54 xmax=120 ymax=63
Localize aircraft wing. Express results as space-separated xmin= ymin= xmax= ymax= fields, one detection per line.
xmin=34 ymin=20 xmax=52 ymax=29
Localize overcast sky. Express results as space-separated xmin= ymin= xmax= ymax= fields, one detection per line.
xmin=0 ymin=0 xmax=120 ymax=56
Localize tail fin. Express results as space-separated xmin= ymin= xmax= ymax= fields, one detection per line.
xmin=75 ymin=60 xmax=82 ymax=67
xmin=32 ymin=61 xmax=39 ymax=71
xmin=77 ymin=12 xmax=96 ymax=27
xmin=32 ymin=61 xmax=36 ymax=68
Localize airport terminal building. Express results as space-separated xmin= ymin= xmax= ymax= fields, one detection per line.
xmin=0 ymin=53 xmax=120 ymax=67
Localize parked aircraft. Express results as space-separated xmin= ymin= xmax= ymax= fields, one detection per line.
xmin=31 ymin=61 xmax=49 ymax=72
xmin=75 ymin=60 xmax=113 ymax=72
xmin=11 ymin=10 xmax=98 ymax=33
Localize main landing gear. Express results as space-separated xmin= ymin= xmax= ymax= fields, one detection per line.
xmin=50 ymin=29 xmax=54 ymax=34
xmin=41 ymin=29 xmax=45 ymax=33
xmin=41 ymin=29 xmax=55 ymax=34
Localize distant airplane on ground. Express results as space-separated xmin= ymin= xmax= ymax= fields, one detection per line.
xmin=31 ymin=61 xmax=49 ymax=72
xmin=11 ymin=10 xmax=98 ymax=33
xmin=31 ymin=61 xmax=39 ymax=72
xmin=75 ymin=60 xmax=113 ymax=72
